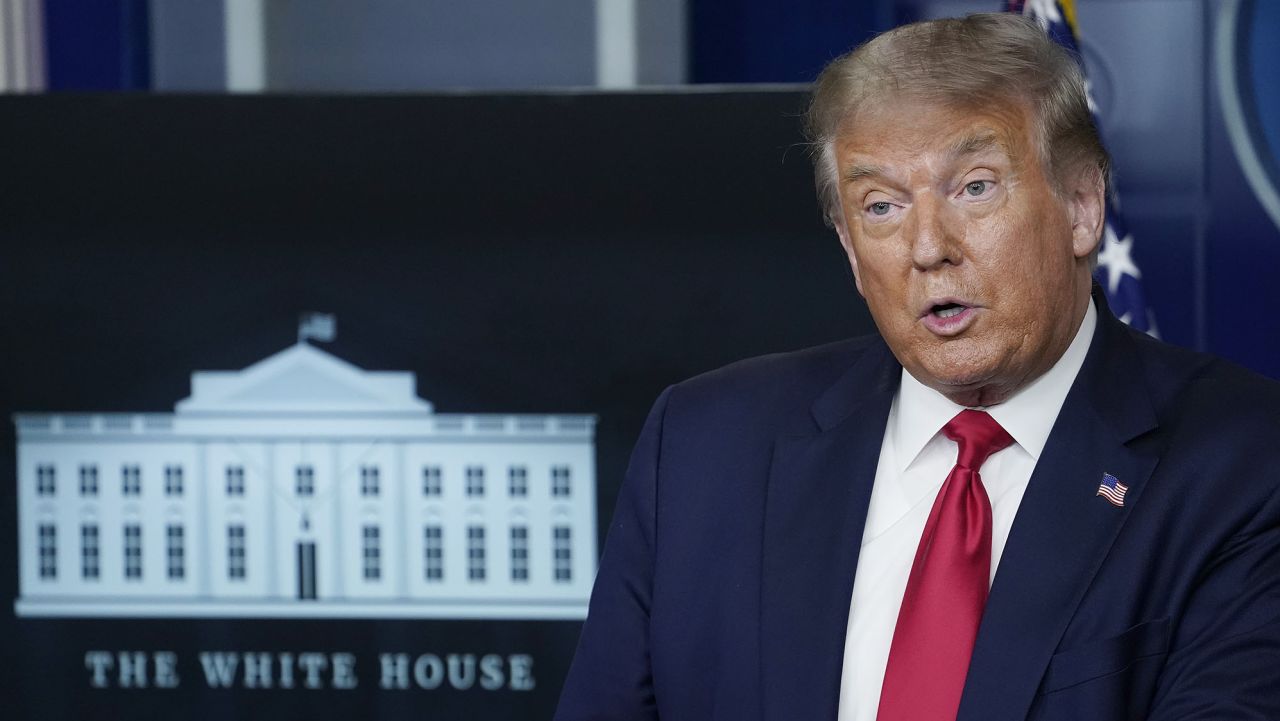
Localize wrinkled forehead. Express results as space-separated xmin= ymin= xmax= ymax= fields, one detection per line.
xmin=833 ymin=93 xmax=1038 ymax=168
xmin=837 ymin=85 xmax=1036 ymax=137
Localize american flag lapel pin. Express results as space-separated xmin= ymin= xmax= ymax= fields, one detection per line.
xmin=1096 ymin=472 xmax=1129 ymax=507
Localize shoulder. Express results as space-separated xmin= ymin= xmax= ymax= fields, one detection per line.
xmin=1127 ymin=328 xmax=1280 ymax=445
xmin=658 ymin=335 xmax=885 ymax=438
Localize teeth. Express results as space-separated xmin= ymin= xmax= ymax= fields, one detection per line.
xmin=936 ymin=306 xmax=965 ymax=319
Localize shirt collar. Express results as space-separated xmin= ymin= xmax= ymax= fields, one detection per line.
xmin=893 ymin=298 xmax=1097 ymax=470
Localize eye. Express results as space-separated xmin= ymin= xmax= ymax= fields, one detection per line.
xmin=963 ymin=180 xmax=991 ymax=197
xmin=869 ymin=201 xmax=892 ymax=216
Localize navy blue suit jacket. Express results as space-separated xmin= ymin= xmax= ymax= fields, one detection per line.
xmin=556 ymin=299 xmax=1280 ymax=721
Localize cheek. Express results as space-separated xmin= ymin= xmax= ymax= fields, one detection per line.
xmin=978 ymin=214 xmax=1063 ymax=282
xmin=855 ymin=261 xmax=903 ymax=306
xmin=852 ymin=234 xmax=912 ymax=280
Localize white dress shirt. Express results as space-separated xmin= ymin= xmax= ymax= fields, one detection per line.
xmin=836 ymin=301 xmax=1098 ymax=721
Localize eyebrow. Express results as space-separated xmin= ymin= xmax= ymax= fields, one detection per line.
xmin=842 ymin=163 xmax=887 ymax=184
xmin=840 ymin=129 xmax=1011 ymax=186
xmin=945 ymin=130 xmax=1005 ymax=162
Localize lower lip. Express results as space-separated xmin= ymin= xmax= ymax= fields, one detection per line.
xmin=921 ymin=307 xmax=978 ymax=336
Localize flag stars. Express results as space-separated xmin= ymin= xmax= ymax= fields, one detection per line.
xmin=1097 ymin=224 xmax=1142 ymax=294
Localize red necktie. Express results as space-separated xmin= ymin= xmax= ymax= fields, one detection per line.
xmin=876 ymin=409 xmax=1014 ymax=721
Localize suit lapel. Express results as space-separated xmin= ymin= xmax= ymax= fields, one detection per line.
xmin=760 ymin=338 xmax=899 ymax=721
xmin=958 ymin=302 xmax=1160 ymax=721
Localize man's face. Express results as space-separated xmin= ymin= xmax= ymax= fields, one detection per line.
xmin=832 ymin=97 xmax=1103 ymax=407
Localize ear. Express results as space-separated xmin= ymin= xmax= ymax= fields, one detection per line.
xmin=834 ymin=217 xmax=866 ymax=297
xmin=1068 ymin=165 xmax=1106 ymax=259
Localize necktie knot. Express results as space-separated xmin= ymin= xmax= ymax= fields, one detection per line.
xmin=943 ymin=409 xmax=1014 ymax=471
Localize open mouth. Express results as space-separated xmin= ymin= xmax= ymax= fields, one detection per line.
xmin=930 ymin=302 xmax=969 ymax=319
xmin=920 ymin=300 xmax=978 ymax=335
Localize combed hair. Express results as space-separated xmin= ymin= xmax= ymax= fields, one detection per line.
xmin=805 ymin=13 xmax=1111 ymax=227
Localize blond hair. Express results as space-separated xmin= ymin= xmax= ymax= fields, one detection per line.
xmin=805 ymin=13 xmax=1110 ymax=227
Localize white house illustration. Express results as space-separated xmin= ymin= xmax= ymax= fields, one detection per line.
xmin=14 ymin=331 xmax=597 ymax=620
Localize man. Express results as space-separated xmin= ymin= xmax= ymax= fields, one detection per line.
xmin=556 ymin=13 xmax=1280 ymax=721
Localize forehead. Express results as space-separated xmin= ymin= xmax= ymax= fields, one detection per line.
xmin=834 ymin=96 xmax=1035 ymax=172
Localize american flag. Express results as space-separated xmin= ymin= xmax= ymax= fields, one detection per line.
xmin=1096 ymin=472 xmax=1129 ymax=507
xmin=1007 ymin=0 xmax=1158 ymax=336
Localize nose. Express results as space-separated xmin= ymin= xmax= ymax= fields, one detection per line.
xmin=908 ymin=194 xmax=963 ymax=270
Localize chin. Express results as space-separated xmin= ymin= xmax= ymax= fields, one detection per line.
xmin=915 ymin=349 xmax=999 ymax=387
xmin=914 ymin=360 xmax=1005 ymax=404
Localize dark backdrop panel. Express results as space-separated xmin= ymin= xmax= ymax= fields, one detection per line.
xmin=0 ymin=92 xmax=872 ymax=720
xmin=690 ymin=0 xmax=891 ymax=83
